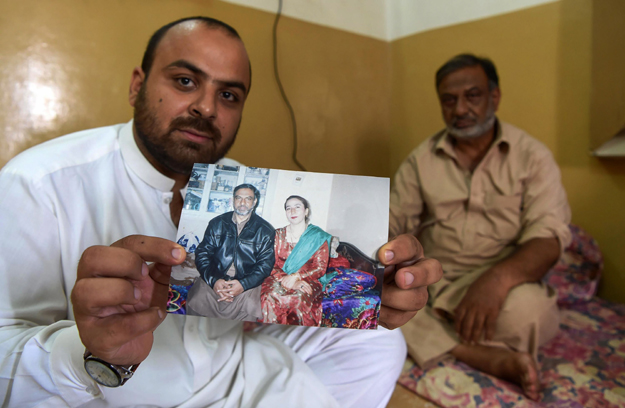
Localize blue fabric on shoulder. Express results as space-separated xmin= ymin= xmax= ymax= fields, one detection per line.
xmin=283 ymin=224 xmax=332 ymax=275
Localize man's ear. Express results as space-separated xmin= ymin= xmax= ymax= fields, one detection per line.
xmin=490 ymin=87 xmax=501 ymax=112
xmin=129 ymin=67 xmax=146 ymax=107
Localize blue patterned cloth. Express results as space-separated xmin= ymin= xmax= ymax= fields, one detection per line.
xmin=320 ymin=267 xmax=380 ymax=330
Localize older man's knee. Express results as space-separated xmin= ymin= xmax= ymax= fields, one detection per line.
xmin=494 ymin=283 xmax=559 ymax=339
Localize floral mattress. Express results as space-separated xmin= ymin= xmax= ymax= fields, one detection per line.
xmin=398 ymin=298 xmax=625 ymax=407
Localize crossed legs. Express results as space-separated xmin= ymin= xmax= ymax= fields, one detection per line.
xmin=402 ymin=281 xmax=559 ymax=399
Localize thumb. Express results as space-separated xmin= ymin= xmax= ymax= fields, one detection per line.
xmin=150 ymin=262 xmax=173 ymax=286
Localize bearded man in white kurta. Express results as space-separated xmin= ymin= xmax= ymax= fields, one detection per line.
xmin=0 ymin=16 xmax=442 ymax=407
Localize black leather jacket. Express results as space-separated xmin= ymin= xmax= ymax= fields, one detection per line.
xmin=195 ymin=211 xmax=275 ymax=291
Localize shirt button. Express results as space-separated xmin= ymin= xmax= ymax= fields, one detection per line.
xmin=162 ymin=193 xmax=173 ymax=204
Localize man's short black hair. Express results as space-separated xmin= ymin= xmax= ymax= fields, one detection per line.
xmin=233 ymin=183 xmax=260 ymax=211
xmin=141 ymin=16 xmax=241 ymax=78
xmin=436 ymin=54 xmax=499 ymax=91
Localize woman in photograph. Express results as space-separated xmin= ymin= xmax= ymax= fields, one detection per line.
xmin=261 ymin=195 xmax=332 ymax=326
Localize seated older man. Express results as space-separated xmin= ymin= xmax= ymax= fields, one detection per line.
xmin=390 ymin=54 xmax=571 ymax=400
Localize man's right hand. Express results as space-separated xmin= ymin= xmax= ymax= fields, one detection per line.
xmin=71 ymin=235 xmax=185 ymax=366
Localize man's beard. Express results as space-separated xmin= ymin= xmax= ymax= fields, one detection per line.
xmin=133 ymin=86 xmax=239 ymax=175
xmin=234 ymin=205 xmax=253 ymax=217
xmin=447 ymin=103 xmax=496 ymax=139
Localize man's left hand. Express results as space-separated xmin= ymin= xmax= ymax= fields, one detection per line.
xmin=377 ymin=234 xmax=443 ymax=330
xmin=225 ymin=280 xmax=244 ymax=298
xmin=454 ymin=271 xmax=509 ymax=344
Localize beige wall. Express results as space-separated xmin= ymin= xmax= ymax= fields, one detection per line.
xmin=390 ymin=0 xmax=625 ymax=303
xmin=589 ymin=0 xmax=625 ymax=150
xmin=565 ymin=0 xmax=625 ymax=304
xmin=0 ymin=0 xmax=391 ymax=176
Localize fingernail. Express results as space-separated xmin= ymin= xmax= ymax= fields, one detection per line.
xmin=172 ymin=248 xmax=181 ymax=259
xmin=157 ymin=308 xmax=164 ymax=319
xmin=385 ymin=250 xmax=394 ymax=262
xmin=404 ymin=272 xmax=414 ymax=285
xmin=142 ymin=263 xmax=149 ymax=276
xmin=134 ymin=287 xmax=141 ymax=300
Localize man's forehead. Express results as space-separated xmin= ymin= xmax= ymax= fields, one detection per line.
xmin=169 ymin=19 xmax=206 ymax=35
xmin=153 ymin=21 xmax=250 ymax=85
xmin=438 ymin=66 xmax=489 ymax=93
xmin=157 ymin=22 xmax=245 ymax=56
xmin=235 ymin=189 xmax=254 ymax=197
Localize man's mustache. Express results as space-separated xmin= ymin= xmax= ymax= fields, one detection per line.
xmin=169 ymin=116 xmax=222 ymax=142
xmin=451 ymin=115 xmax=477 ymax=127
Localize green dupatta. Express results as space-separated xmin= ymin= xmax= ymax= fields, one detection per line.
xmin=282 ymin=224 xmax=332 ymax=275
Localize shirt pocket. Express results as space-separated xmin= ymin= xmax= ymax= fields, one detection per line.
xmin=211 ymin=233 xmax=224 ymax=247
xmin=238 ymin=238 xmax=258 ymax=253
xmin=477 ymin=192 xmax=523 ymax=242
xmin=420 ymin=198 xmax=466 ymax=254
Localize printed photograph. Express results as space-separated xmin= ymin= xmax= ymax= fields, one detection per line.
xmin=168 ymin=164 xmax=389 ymax=330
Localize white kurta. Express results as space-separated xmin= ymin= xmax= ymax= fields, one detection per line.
xmin=0 ymin=121 xmax=405 ymax=407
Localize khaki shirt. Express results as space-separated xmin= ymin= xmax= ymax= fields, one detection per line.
xmin=390 ymin=121 xmax=571 ymax=275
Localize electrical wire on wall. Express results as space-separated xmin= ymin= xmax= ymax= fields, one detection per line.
xmin=273 ymin=0 xmax=306 ymax=171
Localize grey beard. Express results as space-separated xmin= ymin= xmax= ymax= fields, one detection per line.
xmin=234 ymin=207 xmax=253 ymax=216
xmin=448 ymin=113 xmax=496 ymax=139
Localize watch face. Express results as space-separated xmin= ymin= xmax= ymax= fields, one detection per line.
xmin=85 ymin=359 xmax=122 ymax=387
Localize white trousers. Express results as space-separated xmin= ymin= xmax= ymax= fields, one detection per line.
xmin=255 ymin=324 xmax=406 ymax=408
xmin=39 ymin=318 xmax=405 ymax=408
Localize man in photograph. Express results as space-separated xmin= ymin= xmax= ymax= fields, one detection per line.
xmin=187 ymin=183 xmax=275 ymax=321
xmin=0 ymin=16 xmax=442 ymax=407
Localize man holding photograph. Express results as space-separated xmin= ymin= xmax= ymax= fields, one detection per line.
xmin=0 ymin=16 xmax=442 ymax=407
xmin=187 ymin=184 xmax=275 ymax=321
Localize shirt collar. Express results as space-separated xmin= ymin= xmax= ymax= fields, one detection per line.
xmin=119 ymin=119 xmax=176 ymax=192
xmin=435 ymin=118 xmax=509 ymax=157
xmin=492 ymin=120 xmax=509 ymax=147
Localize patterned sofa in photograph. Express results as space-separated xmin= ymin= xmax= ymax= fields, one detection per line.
xmin=167 ymin=238 xmax=384 ymax=330
xmin=397 ymin=225 xmax=625 ymax=408
xmin=320 ymin=242 xmax=384 ymax=330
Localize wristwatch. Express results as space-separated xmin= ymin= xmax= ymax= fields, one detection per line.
xmin=83 ymin=350 xmax=140 ymax=387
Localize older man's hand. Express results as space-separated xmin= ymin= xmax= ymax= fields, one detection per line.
xmin=453 ymin=271 xmax=508 ymax=344
xmin=377 ymin=234 xmax=442 ymax=329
